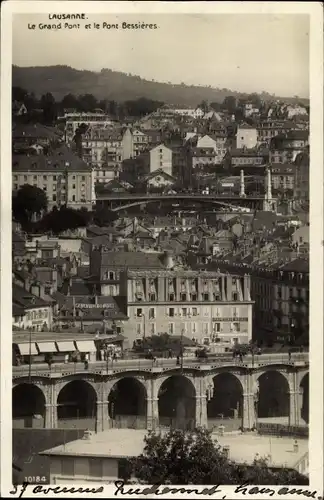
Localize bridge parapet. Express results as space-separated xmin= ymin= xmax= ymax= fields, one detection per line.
xmin=12 ymin=353 xmax=308 ymax=379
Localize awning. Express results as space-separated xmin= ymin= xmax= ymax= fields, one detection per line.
xmin=17 ymin=343 xmax=38 ymax=355
xmin=36 ymin=342 xmax=57 ymax=354
xmin=56 ymin=341 xmax=76 ymax=352
xmin=75 ymin=340 xmax=96 ymax=353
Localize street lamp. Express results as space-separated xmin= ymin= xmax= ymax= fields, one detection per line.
xmin=180 ymin=328 xmax=184 ymax=372
xmin=140 ymin=313 xmax=146 ymax=340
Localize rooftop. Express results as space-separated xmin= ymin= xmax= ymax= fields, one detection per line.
xmin=40 ymin=429 xmax=308 ymax=469
xmin=12 ymin=146 xmax=91 ymax=172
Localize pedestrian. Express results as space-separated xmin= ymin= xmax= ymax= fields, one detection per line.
xmin=258 ymin=347 xmax=262 ymax=355
xmin=48 ymin=358 xmax=52 ymax=370
xmin=176 ymin=355 xmax=180 ymax=366
xmin=239 ymin=352 xmax=243 ymax=363
xmin=84 ymin=359 xmax=89 ymax=370
xmin=100 ymin=349 xmax=104 ymax=362
xmin=64 ymin=353 xmax=69 ymax=364
xmin=113 ymin=352 xmax=117 ymax=362
xmin=168 ymin=349 xmax=172 ymax=359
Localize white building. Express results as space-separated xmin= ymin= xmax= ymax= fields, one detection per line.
xmin=236 ymin=124 xmax=258 ymax=149
xmin=149 ymin=144 xmax=173 ymax=176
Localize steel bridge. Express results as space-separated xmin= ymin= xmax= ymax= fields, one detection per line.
xmin=95 ymin=193 xmax=268 ymax=212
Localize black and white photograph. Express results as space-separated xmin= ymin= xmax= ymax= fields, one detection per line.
xmin=1 ymin=1 xmax=323 ymax=497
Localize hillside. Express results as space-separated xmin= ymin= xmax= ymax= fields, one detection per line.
xmin=12 ymin=65 xmax=308 ymax=106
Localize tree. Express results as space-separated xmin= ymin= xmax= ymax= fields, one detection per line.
xmin=36 ymin=206 xmax=89 ymax=234
xmin=93 ymin=206 xmax=118 ymax=226
xmin=12 ymin=184 xmax=48 ymax=227
xmin=78 ymin=93 xmax=97 ymax=112
xmin=61 ymin=93 xmax=79 ymax=110
xmin=131 ymin=428 xmax=308 ymax=485
xmin=198 ymin=100 xmax=209 ymax=114
xmin=222 ymin=96 xmax=237 ymax=114
xmin=40 ymin=92 xmax=57 ymax=124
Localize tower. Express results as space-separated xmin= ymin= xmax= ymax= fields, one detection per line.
xmin=263 ymin=167 xmax=275 ymax=212
xmin=240 ymin=169 xmax=246 ymax=197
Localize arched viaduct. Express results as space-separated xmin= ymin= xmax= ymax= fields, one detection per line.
xmin=13 ymin=362 xmax=309 ymax=433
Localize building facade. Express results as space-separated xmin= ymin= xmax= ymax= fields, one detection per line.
xmin=12 ymin=147 xmax=94 ymax=209
xmin=149 ymin=144 xmax=173 ymax=176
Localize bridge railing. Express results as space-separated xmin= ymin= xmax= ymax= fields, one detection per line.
xmin=12 ymin=353 xmax=308 ymax=378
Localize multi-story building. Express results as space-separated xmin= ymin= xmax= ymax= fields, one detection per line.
xmin=236 ymin=124 xmax=258 ymax=149
xmin=224 ymin=148 xmax=268 ymax=169
xmin=197 ymin=132 xmax=227 ymax=164
xmin=124 ymin=266 xmax=253 ymax=345
xmin=269 ymin=130 xmax=309 ymax=164
xmin=149 ymin=144 xmax=172 ymax=176
xmin=270 ymin=163 xmax=295 ymax=192
xmin=122 ymin=128 xmax=148 ymax=160
xmin=12 ymin=146 xmax=94 ymax=209
xmin=257 ymin=120 xmax=292 ymax=145
xmin=88 ymin=247 xmax=253 ymax=345
xmin=294 ymin=150 xmax=309 ymax=202
xmin=65 ymin=113 xmax=116 ymax=143
xmin=191 ymin=147 xmax=217 ymax=169
xmin=213 ymin=259 xmax=309 ymax=346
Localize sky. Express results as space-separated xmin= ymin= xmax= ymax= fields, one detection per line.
xmin=12 ymin=13 xmax=309 ymax=97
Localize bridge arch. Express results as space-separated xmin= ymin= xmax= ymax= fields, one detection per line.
xmin=13 ymin=383 xmax=46 ymax=428
xmin=299 ymin=373 xmax=309 ymax=424
xmin=57 ymin=380 xmax=97 ymax=430
xmin=257 ymin=371 xmax=290 ymax=421
xmin=108 ymin=376 xmax=147 ymax=429
xmin=207 ymin=372 xmax=244 ymax=430
xmin=158 ymin=374 xmax=196 ymax=430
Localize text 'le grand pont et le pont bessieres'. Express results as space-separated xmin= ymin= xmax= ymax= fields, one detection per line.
xmin=28 ymin=14 xmax=159 ymax=31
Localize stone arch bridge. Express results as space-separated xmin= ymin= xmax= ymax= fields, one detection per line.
xmin=13 ymin=358 xmax=309 ymax=432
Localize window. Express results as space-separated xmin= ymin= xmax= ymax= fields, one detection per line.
xmin=89 ymin=458 xmax=103 ymax=478
xmin=136 ymin=324 xmax=142 ymax=335
xmin=33 ymin=175 xmax=37 ymax=180
xmin=192 ymin=307 xmax=198 ymax=317
xmin=278 ymin=287 xmax=282 ymax=299
xmin=232 ymin=322 xmax=240 ymax=332
xmin=160 ymin=161 xmax=163 ymax=167
xmin=149 ymin=293 xmax=156 ymax=302
xmin=72 ymin=195 xmax=76 ymax=202
xmin=14 ymin=175 xmax=18 ymax=181
xmin=182 ymin=308 xmax=187 ymax=317
xmin=53 ymin=175 xmax=57 ymax=180
xmin=232 ymin=307 xmax=239 ymax=318
xmin=136 ymin=308 xmax=142 ymax=318
xmin=168 ymin=307 xmax=174 ymax=317
xmin=43 ymin=175 xmax=47 ymax=180
xmin=53 ymin=185 xmax=56 ymax=191
xmin=61 ymin=457 xmax=75 ymax=476
xmin=52 ymin=194 xmax=56 ymax=202
xmin=72 ymin=184 xmax=76 ymax=189
xmin=203 ymin=293 xmax=209 ymax=301
xmin=82 ymin=176 xmax=85 ymax=181
xmin=212 ymin=322 xmax=221 ymax=333
xmin=203 ymin=323 xmax=209 ymax=335
xmin=150 ymin=323 xmax=156 ymax=335
xmin=168 ymin=323 xmax=174 ymax=335
xmin=109 ymin=271 xmax=115 ymax=280
xmin=181 ymin=293 xmax=186 ymax=301
xmin=191 ymin=293 xmax=197 ymax=301
xmin=14 ymin=184 xmax=18 ymax=190
xmin=233 ymin=292 xmax=238 ymax=301
xmin=72 ymin=175 xmax=76 ymax=180
xmin=191 ymin=323 xmax=197 ymax=334
xmin=149 ymin=308 xmax=155 ymax=320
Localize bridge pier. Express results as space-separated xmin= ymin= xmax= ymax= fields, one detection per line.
xmin=242 ymin=393 xmax=257 ymax=430
xmin=195 ymin=394 xmax=208 ymax=428
xmin=45 ymin=403 xmax=58 ymax=428
xmin=96 ymin=400 xmax=111 ymax=432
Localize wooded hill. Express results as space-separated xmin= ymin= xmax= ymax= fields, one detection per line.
xmin=12 ymin=65 xmax=308 ymax=106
